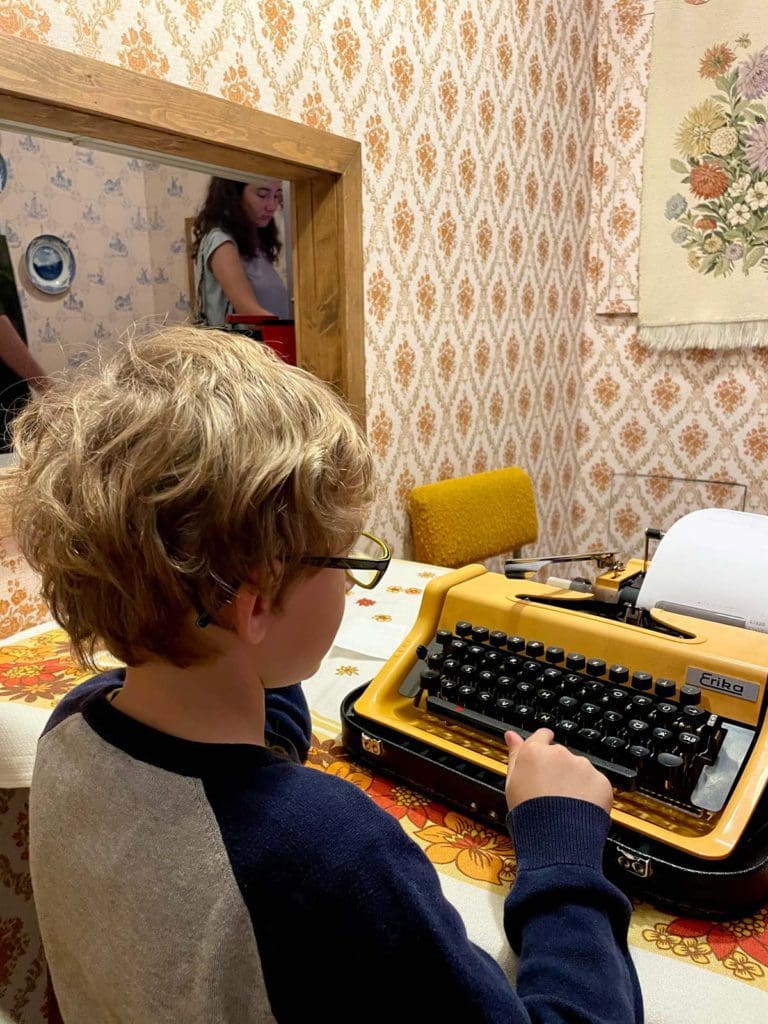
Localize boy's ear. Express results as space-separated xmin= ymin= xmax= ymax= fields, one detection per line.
xmin=231 ymin=585 xmax=271 ymax=645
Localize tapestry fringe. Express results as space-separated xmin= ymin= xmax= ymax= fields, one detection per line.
xmin=638 ymin=321 xmax=768 ymax=352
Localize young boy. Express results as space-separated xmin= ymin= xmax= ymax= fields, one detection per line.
xmin=13 ymin=327 xmax=643 ymax=1022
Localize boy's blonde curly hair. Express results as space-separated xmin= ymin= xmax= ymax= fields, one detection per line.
xmin=11 ymin=327 xmax=374 ymax=668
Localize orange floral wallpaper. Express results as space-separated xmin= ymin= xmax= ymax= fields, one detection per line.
xmin=579 ymin=0 xmax=768 ymax=558
xmin=6 ymin=2 xmax=756 ymax=567
xmin=0 ymin=0 xmax=600 ymax=558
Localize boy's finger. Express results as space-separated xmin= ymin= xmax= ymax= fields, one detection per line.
xmin=504 ymin=730 xmax=524 ymax=764
xmin=505 ymin=729 xmax=524 ymax=751
xmin=526 ymin=728 xmax=555 ymax=746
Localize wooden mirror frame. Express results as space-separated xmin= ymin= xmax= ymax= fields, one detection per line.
xmin=0 ymin=34 xmax=365 ymax=418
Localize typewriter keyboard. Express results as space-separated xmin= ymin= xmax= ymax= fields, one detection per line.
xmin=410 ymin=621 xmax=728 ymax=808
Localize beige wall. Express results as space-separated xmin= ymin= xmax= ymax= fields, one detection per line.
xmin=0 ymin=0 xmax=603 ymax=557
xmin=579 ymin=0 xmax=768 ymax=560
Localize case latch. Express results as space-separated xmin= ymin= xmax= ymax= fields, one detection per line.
xmin=361 ymin=734 xmax=383 ymax=756
xmin=617 ymin=846 xmax=653 ymax=879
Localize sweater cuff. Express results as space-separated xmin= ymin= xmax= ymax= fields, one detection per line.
xmin=506 ymin=796 xmax=611 ymax=871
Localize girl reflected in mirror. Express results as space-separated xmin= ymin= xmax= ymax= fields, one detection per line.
xmin=191 ymin=177 xmax=290 ymax=328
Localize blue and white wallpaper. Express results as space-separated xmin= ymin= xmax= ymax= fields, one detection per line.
xmin=0 ymin=128 xmax=208 ymax=373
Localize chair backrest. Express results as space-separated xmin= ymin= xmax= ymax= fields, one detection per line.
xmin=409 ymin=466 xmax=538 ymax=568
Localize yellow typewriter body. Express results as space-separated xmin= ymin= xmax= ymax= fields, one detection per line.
xmin=353 ymin=563 xmax=768 ymax=861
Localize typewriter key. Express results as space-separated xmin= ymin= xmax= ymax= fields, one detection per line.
xmin=419 ymin=668 xmax=440 ymax=690
xmin=494 ymin=697 xmax=513 ymax=719
xmin=581 ymin=703 xmax=602 ymax=724
xmin=440 ymin=678 xmax=459 ymax=700
xmin=526 ymin=640 xmax=545 ymax=658
xmin=601 ymin=735 xmax=627 ymax=760
xmin=607 ymin=688 xmax=630 ymax=709
xmin=630 ymin=695 xmax=654 ymax=716
xmin=495 ymin=675 xmax=514 ymax=695
xmin=657 ymin=751 xmax=685 ymax=791
xmin=435 ymin=629 xmax=454 ymax=647
xmin=654 ymin=678 xmax=676 ymax=699
xmin=472 ymin=626 xmax=490 ymax=643
xmin=677 ymin=731 xmax=700 ymax=756
xmin=627 ymin=744 xmax=650 ymax=772
xmin=566 ymin=652 xmax=586 ymax=672
xmin=507 ymin=635 xmax=526 ymax=652
xmin=540 ymin=666 xmax=560 ymax=683
xmin=654 ymin=702 xmax=679 ymax=725
xmin=466 ymin=645 xmax=486 ymax=665
xmin=586 ymin=658 xmax=607 ymax=678
xmin=680 ymin=706 xmax=708 ymax=731
xmin=679 ymin=685 xmax=702 ymax=707
xmin=489 ymin=630 xmax=507 ymax=648
xmin=416 ymin=670 xmax=441 ymax=705
xmin=562 ymin=673 xmax=585 ymax=695
xmin=536 ymin=689 xmax=557 ymax=709
xmin=555 ymin=719 xmax=579 ymax=744
xmin=546 ymin=646 xmax=565 ymax=664
xmin=577 ymin=727 xmax=602 ymax=753
xmin=602 ymin=710 xmax=624 ymax=730
xmin=455 ymin=621 xmax=472 ymax=637
xmin=582 ymin=680 xmax=605 ymax=701
xmin=514 ymin=704 xmax=535 ymax=727
xmin=651 ymin=727 xmax=675 ymax=751
xmin=626 ymin=718 xmax=650 ymax=740
xmin=631 ymin=671 xmax=653 ymax=692
xmin=558 ymin=695 xmax=579 ymax=716
xmin=609 ymin=664 xmax=629 ymax=685
xmin=457 ymin=684 xmax=476 ymax=703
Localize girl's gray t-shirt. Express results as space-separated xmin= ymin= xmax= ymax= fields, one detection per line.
xmin=194 ymin=227 xmax=290 ymax=326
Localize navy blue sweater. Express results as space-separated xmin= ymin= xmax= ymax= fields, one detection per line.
xmin=29 ymin=672 xmax=643 ymax=1023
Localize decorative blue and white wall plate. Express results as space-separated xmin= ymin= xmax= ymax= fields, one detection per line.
xmin=24 ymin=234 xmax=76 ymax=295
xmin=0 ymin=154 xmax=7 ymax=193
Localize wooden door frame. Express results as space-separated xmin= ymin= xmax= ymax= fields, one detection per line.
xmin=0 ymin=34 xmax=365 ymax=419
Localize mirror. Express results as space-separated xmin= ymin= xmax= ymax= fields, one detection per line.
xmin=0 ymin=124 xmax=295 ymax=385
xmin=0 ymin=33 xmax=365 ymax=472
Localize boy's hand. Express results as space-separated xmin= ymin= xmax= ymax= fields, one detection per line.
xmin=504 ymin=728 xmax=613 ymax=814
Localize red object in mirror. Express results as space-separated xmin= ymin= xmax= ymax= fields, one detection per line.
xmin=224 ymin=315 xmax=296 ymax=366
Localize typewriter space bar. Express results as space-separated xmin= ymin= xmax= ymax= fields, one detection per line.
xmin=425 ymin=696 xmax=638 ymax=790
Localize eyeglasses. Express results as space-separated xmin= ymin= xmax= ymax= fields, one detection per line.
xmin=300 ymin=531 xmax=392 ymax=590
xmin=195 ymin=531 xmax=391 ymax=627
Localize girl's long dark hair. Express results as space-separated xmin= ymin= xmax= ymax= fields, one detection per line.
xmin=191 ymin=178 xmax=282 ymax=264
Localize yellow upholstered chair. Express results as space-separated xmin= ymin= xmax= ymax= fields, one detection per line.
xmin=409 ymin=466 xmax=538 ymax=568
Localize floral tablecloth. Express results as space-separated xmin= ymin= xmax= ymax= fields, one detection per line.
xmin=2 ymin=559 xmax=768 ymax=1023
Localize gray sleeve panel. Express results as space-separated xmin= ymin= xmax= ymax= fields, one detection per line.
xmin=30 ymin=715 xmax=276 ymax=1023
xmin=195 ymin=228 xmax=236 ymax=327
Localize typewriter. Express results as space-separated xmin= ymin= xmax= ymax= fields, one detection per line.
xmin=342 ymin=534 xmax=768 ymax=917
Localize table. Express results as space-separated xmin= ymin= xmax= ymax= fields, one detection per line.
xmin=1 ymin=559 xmax=767 ymax=1023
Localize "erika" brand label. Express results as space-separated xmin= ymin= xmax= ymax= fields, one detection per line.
xmin=686 ymin=667 xmax=760 ymax=703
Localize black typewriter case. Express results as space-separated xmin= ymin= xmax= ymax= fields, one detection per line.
xmin=341 ymin=682 xmax=768 ymax=919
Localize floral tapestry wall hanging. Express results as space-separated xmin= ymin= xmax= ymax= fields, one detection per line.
xmin=639 ymin=0 xmax=768 ymax=350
